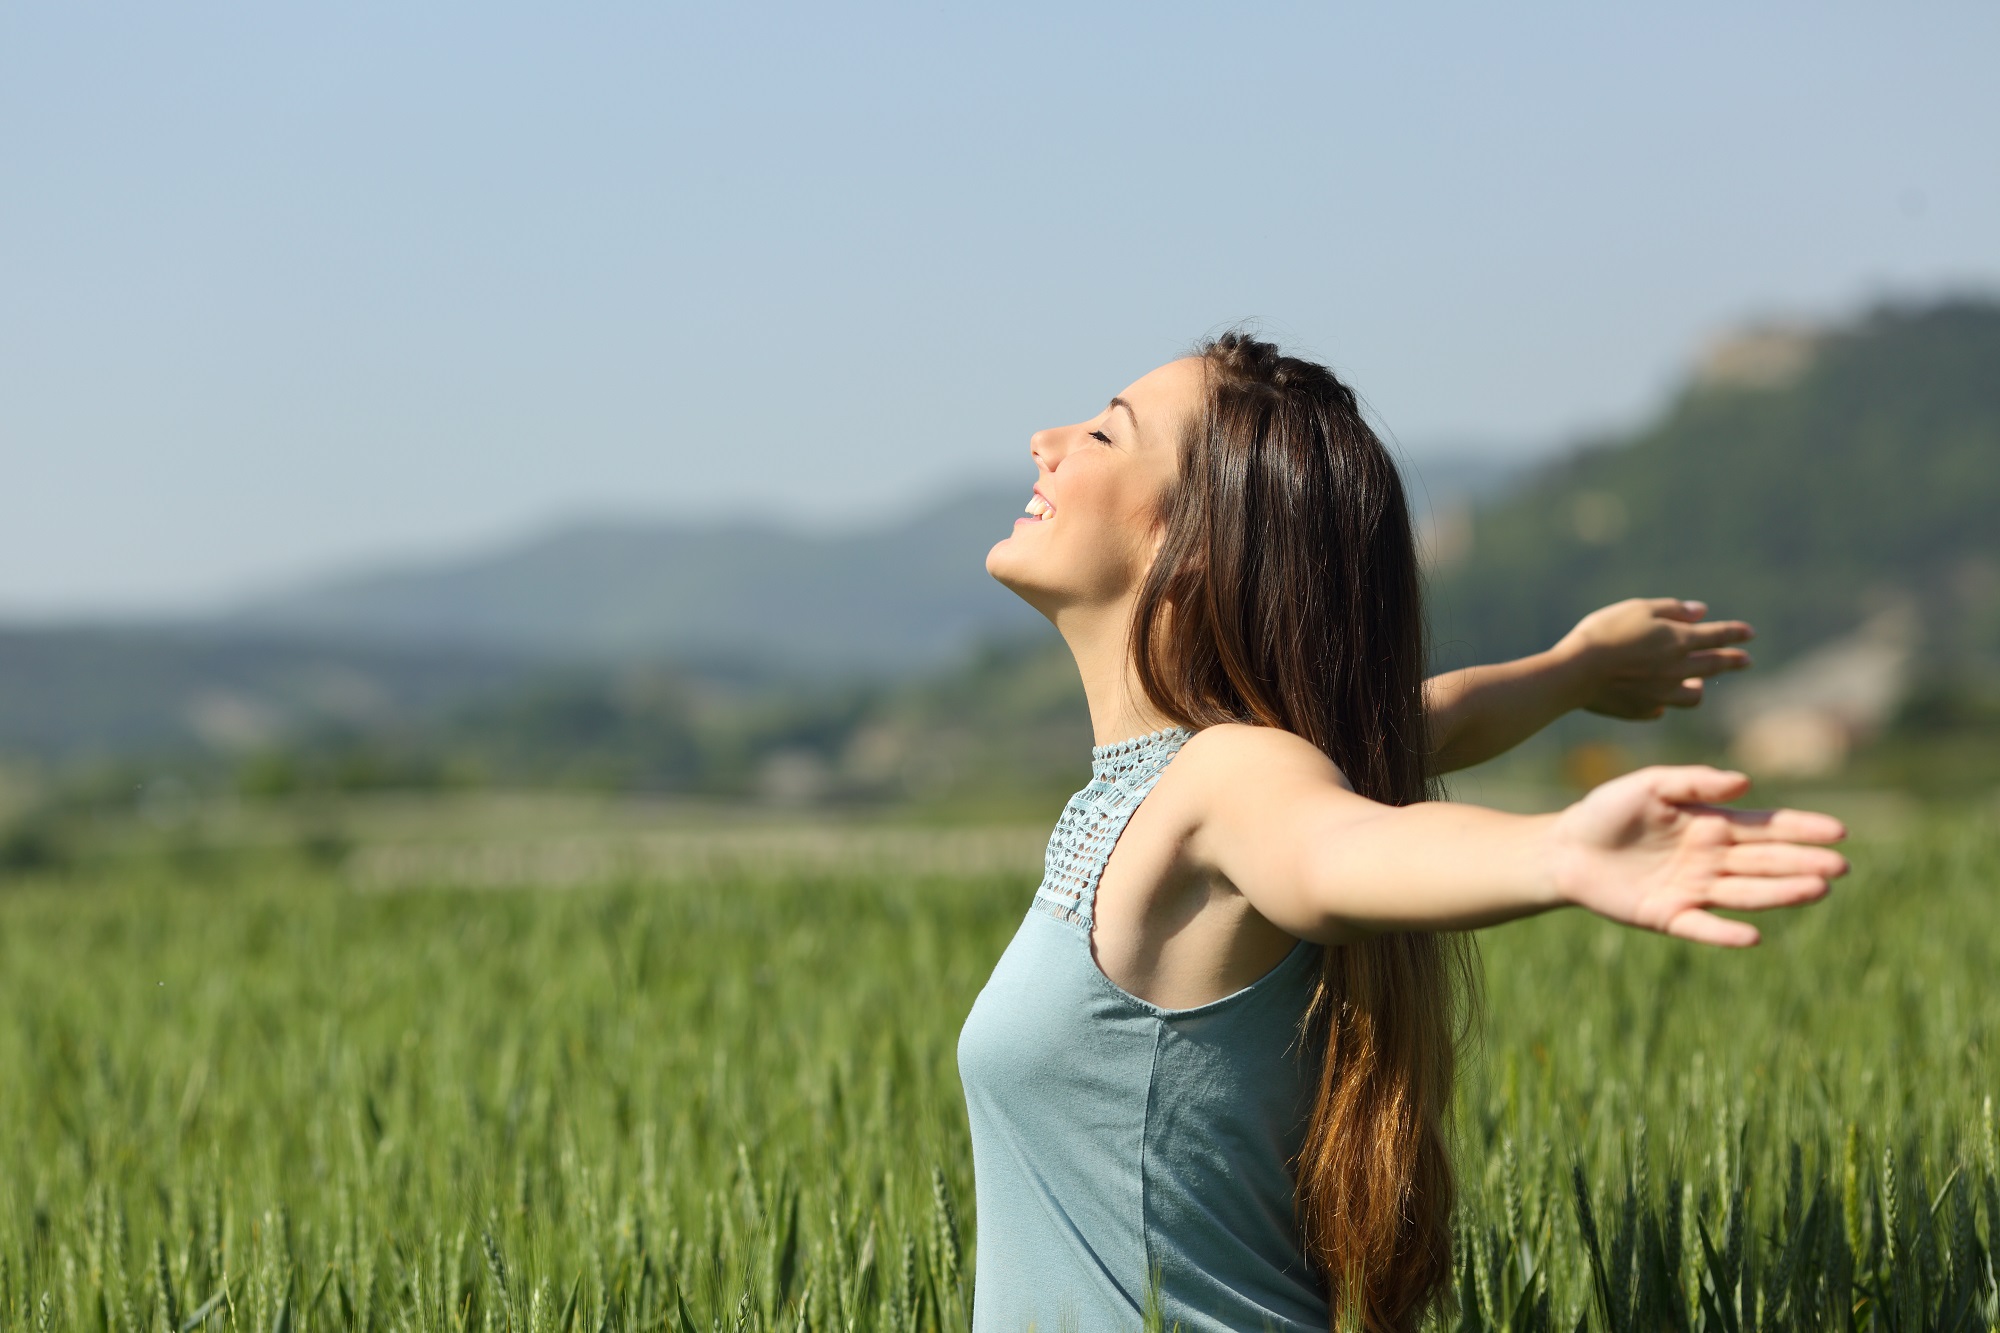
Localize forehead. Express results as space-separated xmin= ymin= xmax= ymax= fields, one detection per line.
xmin=1114 ymin=357 xmax=1205 ymax=444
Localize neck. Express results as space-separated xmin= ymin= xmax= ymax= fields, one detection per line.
xmin=1052 ymin=596 xmax=1177 ymax=747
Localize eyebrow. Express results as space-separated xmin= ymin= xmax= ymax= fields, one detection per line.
xmin=1108 ymin=396 xmax=1139 ymax=427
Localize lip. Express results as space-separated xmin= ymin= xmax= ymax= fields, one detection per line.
xmin=1014 ymin=486 xmax=1055 ymax=525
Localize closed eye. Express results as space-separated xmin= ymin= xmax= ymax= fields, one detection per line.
xmin=1088 ymin=429 xmax=1113 ymax=444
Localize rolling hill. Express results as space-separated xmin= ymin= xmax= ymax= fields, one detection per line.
xmin=0 ymin=451 xmax=1523 ymax=764
xmin=229 ymin=488 xmax=1047 ymax=673
xmin=6 ymin=296 xmax=1995 ymax=782
xmin=1426 ymin=299 xmax=2000 ymax=679
xmin=0 ymin=626 xmax=536 ymax=763
xmin=228 ymin=448 xmax=1519 ymax=674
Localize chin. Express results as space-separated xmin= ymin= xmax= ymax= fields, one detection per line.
xmin=986 ymin=534 xmax=1056 ymax=611
xmin=985 ymin=534 xmax=1027 ymax=587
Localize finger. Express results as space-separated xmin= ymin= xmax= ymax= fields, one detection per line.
xmin=1681 ymin=621 xmax=1756 ymax=649
xmin=1705 ymin=874 xmax=1834 ymax=911
xmin=1651 ymin=598 xmax=1707 ymax=622
xmin=1643 ymin=766 xmax=1752 ymax=805
xmin=1711 ymin=808 xmax=1849 ymax=844
xmin=1682 ymin=648 xmax=1752 ymax=677
xmin=1722 ymin=843 xmax=1851 ymax=878
xmin=1664 ymin=908 xmax=1760 ymax=948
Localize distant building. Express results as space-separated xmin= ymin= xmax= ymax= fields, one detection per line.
xmin=1693 ymin=323 xmax=1824 ymax=392
xmin=1723 ymin=605 xmax=1917 ymax=777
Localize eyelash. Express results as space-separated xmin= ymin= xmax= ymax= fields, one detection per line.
xmin=1088 ymin=430 xmax=1113 ymax=444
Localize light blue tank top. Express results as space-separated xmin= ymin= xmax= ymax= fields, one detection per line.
xmin=957 ymin=727 xmax=1329 ymax=1333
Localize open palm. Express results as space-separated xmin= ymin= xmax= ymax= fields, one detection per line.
xmin=1548 ymin=766 xmax=1849 ymax=947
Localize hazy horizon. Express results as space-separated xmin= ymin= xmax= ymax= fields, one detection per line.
xmin=7 ymin=5 xmax=1996 ymax=616
xmin=0 ymin=436 xmax=1539 ymax=626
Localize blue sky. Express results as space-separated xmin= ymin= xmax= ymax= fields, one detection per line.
xmin=4 ymin=4 xmax=1996 ymax=615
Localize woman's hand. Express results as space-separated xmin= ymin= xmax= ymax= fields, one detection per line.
xmin=1547 ymin=766 xmax=1848 ymax=947
xmin=1424 ymin=596 xmax=1752 ymax=773
xmin=1556 ymin=598 xmax=1754 ymax=719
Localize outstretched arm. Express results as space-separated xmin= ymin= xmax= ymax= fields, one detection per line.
xmin=1181 ymin=724 xmax=1846 ymax=948
xmin=1426 ymin=598 xmax=1754 ymax=774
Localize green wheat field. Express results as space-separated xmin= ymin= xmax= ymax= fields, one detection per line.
xmin=2 ymin=796 xmax=1997 ymax=1332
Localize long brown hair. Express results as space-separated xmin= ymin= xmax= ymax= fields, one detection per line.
xmin=1131 ymin=332 xmax=1475 ymax=1332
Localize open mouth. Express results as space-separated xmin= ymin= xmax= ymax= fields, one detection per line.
xmin=1019 ymin=491 xmax=1055 ymax=523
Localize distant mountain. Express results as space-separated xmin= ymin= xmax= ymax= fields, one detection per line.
xmin=0 ymin=626 xmax=533 ymax=761
xmin=2 ymin=452 xmax=1532 ymax=764
xmin=1398 ymin=448 xmax=1536 ymax=509
xmin=231 ymin=454 xmax=1535 ymax=675
xmin=1427 ymin=299 xmax=2000 ymax=678
xmin=11 ymin=296 xmax=1994 ymax=785
xmin=231 ymin=488 xmax=1048 ymax=673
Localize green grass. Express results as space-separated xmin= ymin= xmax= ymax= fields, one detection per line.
xmin=0 ymin=809 xmax=1996 ymax=1331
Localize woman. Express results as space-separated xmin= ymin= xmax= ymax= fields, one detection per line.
xmin=956 ymin=334 xmax=1847 ymax=1333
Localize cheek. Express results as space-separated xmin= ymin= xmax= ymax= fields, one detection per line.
xmin=1059 ymin=476 xmax=1162 ymax=582
xmin=1084 ymin=471 xmax=1167 ymax=553
xmin=1065 ymin=460 xmax=1154 ymax=530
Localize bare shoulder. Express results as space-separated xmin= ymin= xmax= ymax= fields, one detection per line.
xmin=1171 ymin=723 xmax=1353 ymax=796
xmin=1161 ymin=725 xmax=1367 ymax=895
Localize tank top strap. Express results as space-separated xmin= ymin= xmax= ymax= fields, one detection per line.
xmin=1031 ymin=726 xmax=1194 ymax=930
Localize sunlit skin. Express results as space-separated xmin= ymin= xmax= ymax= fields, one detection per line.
xmin=987 ymin=359 xmax=1848 ymax=1011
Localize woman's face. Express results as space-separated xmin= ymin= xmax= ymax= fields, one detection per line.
xmin=986 ymin=356 xmax=1203 ymax=617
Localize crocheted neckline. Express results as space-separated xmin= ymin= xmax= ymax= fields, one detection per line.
xmin=1089 ymin=725 xmax=1194 ymax=767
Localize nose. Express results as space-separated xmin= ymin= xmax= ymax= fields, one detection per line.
xmin=1029 ymin=427 xmax=1062 ymax=470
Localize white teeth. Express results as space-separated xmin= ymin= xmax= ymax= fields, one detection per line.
xmin=1025 ymin=494 xmax=1052 ymax=519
